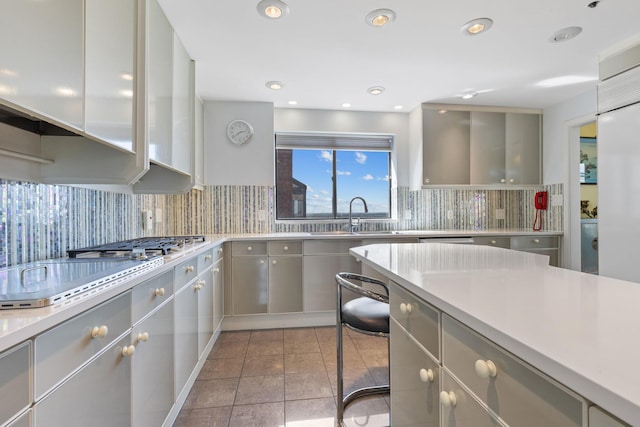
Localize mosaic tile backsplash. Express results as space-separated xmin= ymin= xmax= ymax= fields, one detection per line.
xmin=0 ymin=179 xmax=562 ymax=267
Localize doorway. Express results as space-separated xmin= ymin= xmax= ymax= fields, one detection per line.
xmin=579 ymin=122 xmax=598 ymax=274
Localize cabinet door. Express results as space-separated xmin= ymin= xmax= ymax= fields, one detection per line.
xmin=505 ymin=113 xmax=540 ymax=184
xmin=174 ymin=283 xmax=198 ymax=397
xmin=213 ymin=259 xmax=224 ymax=331
xmin=390 ymin=320 xmax=439 ymax=427
xmin=6 ymin=409 xmax=31 ymax=427
xmin=440 ymin=370 xmax=506 ymax=427
xmin=589 ymin=407 xmax=629 ymax=427
xmin=232 ymin=256 xmax=268 ymax=314
xmin=0 ymin=0 xmax=83 ymax=128
xmin=470 ymin=111 xmax=506 ymax=184
xmin=147 ymin=0 xmax=173 ymax=166
xmin=132 ymin=302 xmax=174 ymax=427
xmin=0 ymin=341 xmax=31 ymax=425
xmin=269 ymin=256 xmax=303 ymax=313
xmin=171 ymin=34 xmax=193 ymax=174
xmin=34 ymin=335 xmax=132 ymax=427
xmin=422 ymin=109 xmax=470 ymax=185
xmin=84 ymin=0 xmax=135 ymax=150
xmin=302 ymin=254 xmax=360 ymax=311
xmin=197 ymin=268 xmax=214 ymax=356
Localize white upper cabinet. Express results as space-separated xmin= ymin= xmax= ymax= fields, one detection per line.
xmin=85 ymin=0 xmax=136 ymax=152
xmin=171 ymin=35 xmax=194 ymax=174
xmin=147 ymin=0 xmax=174 ymax=167
xmin=0 ymin=0 xmax=84 ymax=129
xmin=470 ymin=111 xmax=506 ymax=184
xmin=505 ymin=112 xmax=541 ymax=185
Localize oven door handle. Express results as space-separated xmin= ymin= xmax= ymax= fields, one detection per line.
xmin=21 ymin=265 xmax=48 ymax=286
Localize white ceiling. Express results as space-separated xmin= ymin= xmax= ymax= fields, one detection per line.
xmin=158 ymin=0 xmax=640 ymax=113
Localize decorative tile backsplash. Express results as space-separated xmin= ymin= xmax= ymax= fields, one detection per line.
xmin=0 ymin=179 xmax=563 ymax=267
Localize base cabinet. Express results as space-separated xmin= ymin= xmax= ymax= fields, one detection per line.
xmin=174 ymin=277 xmax=199 ymax=398
xmin=0 ymin=342 xmax=31 ymax=427
xmin=6 ymin=409 xmax=31 ymax=427
xmin=440 ymin=370 xmax=506 ymax=427
xmin=33 ymin=335 xmax=132 ymax=427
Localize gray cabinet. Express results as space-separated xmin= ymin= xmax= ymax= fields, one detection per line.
xmin=510 ymin=235 xmax=560 ymax=267
xmin=231 ymin=241 xmax=268 ymax=315
xmin=33 ymin=335 xmax=132 ymax=427
xmin=268 ymin=241 xmax=303 ymax=313
xmin=589 ymin=407 xmax=629 ymax=427
xmin=174 ymin=256 xmax=199 ymax=397
xmin=0 ymin=341 xmax=31 ymax=426
xmin=197 ymin=266 xmax=214 ymax=356
xmin=440 ymin=370 xmax=506 ymax=427
xmin=213 ymin=257 xmax=224 ymax=332
xmin=5 ymin=409 xmax=31 ymax=427
xmin=390 ymin=319 xmax=439 ymax=427
xmin=422 ymin=106 xmax=541 ymax=186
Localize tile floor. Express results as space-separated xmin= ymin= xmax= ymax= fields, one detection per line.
xmin=173 ymin=326 xmax=390 ymax=427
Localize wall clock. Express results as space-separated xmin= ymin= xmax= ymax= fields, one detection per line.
xmin=226 ymin=119 xmax=254 ymax=145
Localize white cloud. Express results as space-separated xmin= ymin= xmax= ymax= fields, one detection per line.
xmin=377 ymin=175 xmax=390 ymax=181
xmin=362 ymin=174 xmax=374 ymax=181
xmin=337 ymin=170 xmax=352 ymax=176
xmin=355 ymin=152 xmax=367 ymax=164
xmin=320 ymin=189 xmax=329 ymax=195
xmin=319 ymin=151 xmax=332 ymax=162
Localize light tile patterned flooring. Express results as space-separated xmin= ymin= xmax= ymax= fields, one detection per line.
xmin=173 ymin=326 xmax=389 ymax=427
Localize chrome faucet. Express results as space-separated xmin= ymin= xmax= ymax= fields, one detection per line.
xmin=348 ymin=197 xmax=368 ymax=233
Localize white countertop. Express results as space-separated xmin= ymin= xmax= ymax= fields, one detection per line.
xmin=350 ymin=242 xmax=639 ymax=425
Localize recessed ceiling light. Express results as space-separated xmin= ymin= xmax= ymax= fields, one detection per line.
xmin=342 ymin=103 xmax=351 ymax=108
xmin=288 ymin=100 xmax=297 ymax=105
xmin=366 ymin=9 xmax=396 ymax=27
xmin=461 ymin=18 xmax=493 ymax=35
xmin=460 ymin=92 xmax=477 ymax=100
xmin=266 ymin=81 xmax=284 ymax=90
xmin=550 ymin=26 xmax=582 ymax=43
xmin=394 ymin=105 xmax=403 ymax=110
xmin=367 ymin=86 xmax=385 ymax=95
xmin=257 ymin=0 xmax=289 ymax=19
xmin=536 ymin=75 xmax=596 ymax=88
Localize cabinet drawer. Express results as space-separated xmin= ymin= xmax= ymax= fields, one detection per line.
xmin=389 ymin=282 xmax=440 ymax=360
xmin=0 ymin=341 xmax=31 ymax=424
xmin=473 ymin=236 xmax=510 ymax=248
xmin=197 ymin=248 xmax=215 ymax=271
xmin=390 ymin=319 xmax=439 ymax=427
xmin=442 ymin=314 xmax=584 ymax=427
xmin=589 ymin=406 xmax=629 ymax=427
xmin=268 ymin=240 xmax=302 ymax=255
xmin=440 ymin=370 xmax=506 ymax=427
xmin=232 ymin=241 xmax=267 ymax=256
xmin=303 ymin=239 xmax=361 ymax=255
xmin=510 ymin=235 xmax=558 ymax=249
xmin=174 ymin=256 xmax=198 ymax=290
xmin=34 ymin=291 xmax=131 ymax=400
xmin=132 ymin=270 xmax=173 ymax=324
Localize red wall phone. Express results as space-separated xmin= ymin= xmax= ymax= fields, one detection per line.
xmin=535 ymin=191 xmax=548 ymax=210
xmin=533 ymin=191 xmax=548 ymax=231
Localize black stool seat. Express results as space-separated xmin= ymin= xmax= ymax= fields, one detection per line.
xmin=342 ymin=297 xmax=389 ymax=334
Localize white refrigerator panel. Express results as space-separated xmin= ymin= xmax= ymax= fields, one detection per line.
xmin=597 ymin=102 xmax=640 ymax=282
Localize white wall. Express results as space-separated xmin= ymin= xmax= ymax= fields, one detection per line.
xmin=274 ymin=108 xmax=411 ymax=187
xmin=408 ymin=106 xmax=423 ymax=191
xmin=204 ymin=101 xmax=275 ymax=185
xmin=543 ymin=88 xmax=597 ymax=269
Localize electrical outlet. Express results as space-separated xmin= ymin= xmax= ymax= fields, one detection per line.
xmin=404 ymin=209 xmax=412 ymax=220
xmin=258 ymin=210 xmax=266 ymax=221
xmin=142 ymin=210 xmax=153 ymax=230
xmin=551 ymin=194 xmax=563 ymax=207
xmin=155 ymin=208 xmax=163 ymax=223
xmin=447 ymin=210 xmax=454 ymax=220
xmin=495 ymin=209 xmax=506 ymax=220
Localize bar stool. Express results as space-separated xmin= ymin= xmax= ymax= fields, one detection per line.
xmin=335 ymin=272 xmax=390 ymax=425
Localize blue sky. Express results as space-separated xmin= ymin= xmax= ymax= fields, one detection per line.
xmin=292 ymin=149 xmax=390 ymax=215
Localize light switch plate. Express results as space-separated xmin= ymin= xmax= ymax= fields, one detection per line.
xmin=495 ymin=209 xmax=506 ymax=220
xmin=155 ymin=208 xmax=163 ymax=223
xmin=258 ymin=210 xmax=266 ymax=221
xmin=447 ymin=210 xmax=454 ymax=220
xmin=551 ymin=194 xmax=564 ymax=207
xmin=142 ymin=210 xmax=153 ymax=230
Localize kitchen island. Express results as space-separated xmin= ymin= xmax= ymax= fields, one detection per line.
xmin=351 ymin=242 xmax=635 ymax=426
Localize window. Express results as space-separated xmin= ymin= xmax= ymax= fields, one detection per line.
xmin=275 ymin=132 xmax=392 ymax=220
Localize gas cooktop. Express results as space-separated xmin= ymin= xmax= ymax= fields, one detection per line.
xmin=67 ymin=235 xmax=206 ymax=258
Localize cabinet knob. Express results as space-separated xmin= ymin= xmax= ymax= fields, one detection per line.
xmin=260 ymin=259 xmax=265 ymax=264
xmin=500 ymin=178 xmax=506 ymax=183
xmin=186 ymin=265 xmax=195 ymax=273
xmin=91 ymin=325 xmax=109 ymax=339
xmin=218 ymin=248 xmax=223 ymax=254
xmin=247 ymin=246 xmax=253 ymax=252
xmin=439 ymin=391 xmax=457 ymax=407
xmin=121 ymin=345 xmax=135 ymax=357
xmin=283 ymin=246 xmax=289 ymax=251
xmin=154 ymin=288 xmax=165 ymax=297
xmin=419 ymin=368 xmax=434 ymax=383
xmin=533 ymin=239 xmax=540 ymax=244
xmin=204 ymin=255 xmax=212 ymax=261
xmin=490 ymin=240 xmax=497 ymax=245
xmin=213 ymin=268 xmax=220 ymax=273
xmin=194 ymin=280 xmax=205 ymax=291
xmin=272 ymin=260 xmax=277 ymax=265
xmin=475 ymin=359 xmax=497 ymax=379
xmin=400 ymin=302 xmax=413 ymax=314
xmin=137 ymin=332 xmax=149 ymax=343
xmin=509 ymin=178 xmax=515 ymax=183
xmin=424 ymin=178 xmax=430 ymax=184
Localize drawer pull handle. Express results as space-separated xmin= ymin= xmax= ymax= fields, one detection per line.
xmin=260 ymin=259 xmax=265 ymax=264
xmin=475 ymin=359 xmax=497 ymax=379
xmin=91 ymin=325 xmax=109 ymax=339
xmin=186 ymin=265 xmax=195 ymax=273
xmin=213 ymin=268 xmax=220 ymax=273
xmin=533 ymin=239 xmax=540 ymax=244
xmin=272 ymin=260 xmax=277 ymax=265
xmin=400 ymin=303 xmax=413 ymax=314
xmin=419 ymin=368 xmax=434 ymax=383
xmin=247 ymin=246 xmax=253 ymax=252
xmin=283 ymin=246 xmax=289 ymax=251
xmin=137 ymin=332 xmax=149 ymax=343
xmin=439 ymin=391 xmax=457 ymax=407
xmin=121 ymin=345 xmax=135 ymax=357
xmin=194 ymin=280 xmax=205 ymax=291
xmin=204 ymin=255 xmax=212 ymax=261
xmin=154 ymin=288 xmax=165 ymax=297
xmin=218 ymin=248 xmax=223 ymax=254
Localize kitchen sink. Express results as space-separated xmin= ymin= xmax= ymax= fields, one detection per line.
xmin=308 ymin=230 xmax=400 ymax=236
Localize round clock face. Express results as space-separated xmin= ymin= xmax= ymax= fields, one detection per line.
xmin=226 ymin=119 xmax=254 ymax=145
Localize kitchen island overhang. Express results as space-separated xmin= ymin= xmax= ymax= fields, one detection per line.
xmin=350 ymin=242 xmax=639 ymax=425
